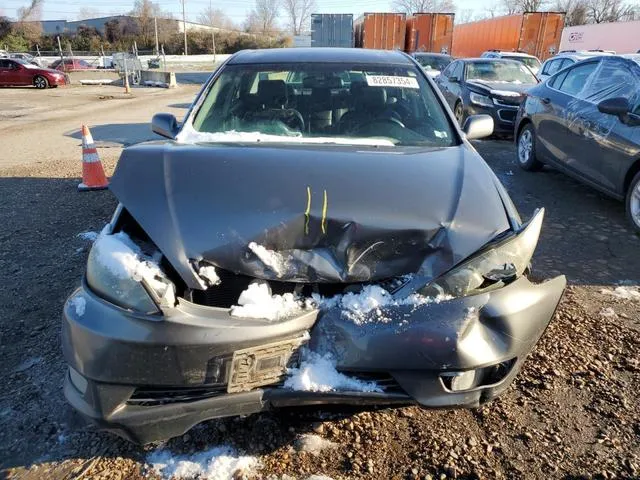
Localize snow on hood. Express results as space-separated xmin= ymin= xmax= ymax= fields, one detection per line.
xmin=110 ymin=141 xmax=511 ymax=289
xmin=176 ymin=123 xmax=395 ymax=147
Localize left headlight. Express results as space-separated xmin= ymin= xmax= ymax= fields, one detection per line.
xmin=469 ymin=91 xmax=494 ymax=108
xmin=419 ymin=209 xmax=544 ymax=298
xmin=86 ymin=231 xmax=176 ymax=314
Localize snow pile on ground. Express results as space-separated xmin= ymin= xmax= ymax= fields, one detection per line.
xmin=198 ymin=265 xmax=221 ymax=286
xmin=600 ymin=307 xmax=617 ymax=318
xmin=92 ymin=231 xmax=176 ymax=305
xmin=294 ymin=434 xmax=337 ymax=455
xmin=69 ymin=296 xmax=86 ymax=316
xmin=148 ymin=445 xmax=259 ymax=480
xmin=313 ymin=285 xmax=451 ymax=325
xmin=248 ymin=242 xmax=287 ymax=276
xmin=601 ymin=286 xmax=640 ymax=301
xmin=175 ymin=124 xmax=395 ymax=147
xmin=284 ymin=351 xmax=382 ymax=393
xmin=77 ymin=231 xmax=98 ymax=241
xmin=230 ymin=281 xmax=307 ymax=321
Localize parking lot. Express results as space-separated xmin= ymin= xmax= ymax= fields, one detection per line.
xmin=1 ymin=81 xmax=639 ymax=479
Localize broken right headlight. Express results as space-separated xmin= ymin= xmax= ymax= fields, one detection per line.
xmin=419 ymin=209 xmax=544 ymax=299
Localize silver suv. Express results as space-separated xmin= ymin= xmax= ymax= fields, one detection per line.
xmin=481 ymin=50 xmax=541 ymax=75
xmin=538 ymin=50 xmax=614 ymax=81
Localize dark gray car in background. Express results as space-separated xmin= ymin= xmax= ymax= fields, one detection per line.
xmin=515 ymin=55 xmax=640 ymax=232
xmin=435 ymin=58 xmax=539 ymax=134
xmin=62 ymin=48 xmax=565 ymax=444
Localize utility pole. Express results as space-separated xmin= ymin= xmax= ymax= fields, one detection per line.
xmin=181 ymin=0 xmax=188 ymax=55
xmin=154 ymin=17 xmax=159 ymax=56
xmin=210 ymin=0 xmax=216 ymax=58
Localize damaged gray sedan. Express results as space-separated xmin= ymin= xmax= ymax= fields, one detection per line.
xmin=62 ymin=48 xmax=566 ymax=444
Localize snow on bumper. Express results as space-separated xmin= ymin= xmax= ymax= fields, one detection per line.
xmin=62 ymin=274 xmax=565 ymax=443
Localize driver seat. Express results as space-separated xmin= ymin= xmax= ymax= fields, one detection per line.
xmin=338 ymin=85 xmax=396 ymax=134
xmin=257 ymin=80 xmax=288 ymax=110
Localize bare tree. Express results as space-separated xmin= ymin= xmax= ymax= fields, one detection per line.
xmin=501 ymin=0 xmax=547 ymax=13
xmin=77 ymin=7 xmax=100 ymax=20
xmin=281 ymin=0 xmax=315 ymax=35
xmin=585 ymin=0 xmax=637 ymax=22
xmin=553 ymin=0 xmax=588 ymax=25
xmin=13 ymin=0 xmax=43 ymax=43
xmin=393 ymin=0 xmax=455 ymax=15
xmin=198 ymin=6 xmax=234 ymax=30
xmin=130 ymin=0 xmax=162 ymax=46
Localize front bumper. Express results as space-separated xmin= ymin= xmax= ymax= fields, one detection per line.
xmin=62 ymin=275 xmax=565 ymax=443
xmin=466 ymin=103 xmax=519 ymax=135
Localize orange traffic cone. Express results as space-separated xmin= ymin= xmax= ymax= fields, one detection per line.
xmin=78 ymin=125 xmax=108 ymax=192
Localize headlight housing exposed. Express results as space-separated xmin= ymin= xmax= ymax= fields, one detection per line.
xmin=85 ymin=230 xmax=176 ymax=315
xmin=469 ymin=91 xmax=494 ymax=108
xmin=420 ymin=209 xmax=544 ymax=298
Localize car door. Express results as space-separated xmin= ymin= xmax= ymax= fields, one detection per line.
xmin=0 ymin=59 xmax=12 ymax=85
xmin=436 ymin=61 xmax=463 ymax=109
xmin=536 ymin=60 xmax=600 ymax=176
xmin=575 ymin=58 xmax=640 ymax=195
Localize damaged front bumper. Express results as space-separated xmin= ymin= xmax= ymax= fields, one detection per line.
xmin=62 ymin=274 xmax=565 ymax=444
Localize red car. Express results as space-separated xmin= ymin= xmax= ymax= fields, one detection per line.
xmin=49 ymin=58 xmax=93 ymax=71
xmin=0 ymin=58 xmax=69 ymax=88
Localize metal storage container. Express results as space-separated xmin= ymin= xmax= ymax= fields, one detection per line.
xmin=405 ymin=13 xmax=455 ymax=54
xmin=311 ymin=14 xmax=354 ymax=48
xmin=355 ymin=13 xmax=406 ymax=50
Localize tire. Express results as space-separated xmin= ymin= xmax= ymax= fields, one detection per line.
xmin=516 ymin=123 xmax=543 ymax=171
xmin=33 ymin=75 xmax=49 ymax=89
xmin=454 ymin=101 xmax=465 ymax=125
xmin=625 ymin=171 xmax=640 ymax=234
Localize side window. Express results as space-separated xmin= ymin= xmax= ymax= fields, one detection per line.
xmin=583 ymin=60 xmax=636 ymax=103
xmin=451 ymin=62 xmax=463 ymax=79
xmin=441 ymin=62 xmax=454 ymax=78
xmin=557 ymin=61 xmax=599 ymax=98
xmin=0 ymin=59 xmax=10 ymax=69
xmin=559 ymin=58 xmax=574 ymax=70
xmin=544 ymin=59 xmax=563 ymax=76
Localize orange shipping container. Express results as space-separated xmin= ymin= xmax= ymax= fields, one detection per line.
xmin=355 ymin=13 xmax=406 ymax=50
xmin=452 ymin=12 xmax=565 ymax=60
xmin=405 ymin=13 xmax=455 ymax=54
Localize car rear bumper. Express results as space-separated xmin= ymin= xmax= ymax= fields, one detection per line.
xmin=62 ymin=275 xmax=565 ymax=443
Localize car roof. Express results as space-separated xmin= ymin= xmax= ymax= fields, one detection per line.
xmin=228 ymin=48 xmax=413 ymax=65
xmin=462 ymin=58 xmax=527 ymax=65
xmin=413 ymin=52 xmax=451 ymax=57
xmin=485 ymin=51 xmax=537 ymax=58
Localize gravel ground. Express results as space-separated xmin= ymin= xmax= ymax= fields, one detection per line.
xmin=0 ymin=86 xmax=639 ymax=479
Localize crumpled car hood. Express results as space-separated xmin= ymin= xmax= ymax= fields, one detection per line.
xmin=110 ymin=141 xmax=512 ymax=289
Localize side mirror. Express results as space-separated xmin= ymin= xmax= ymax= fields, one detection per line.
xmin=597 ymin=97 xmax=629 ymax=118
xmin=448 ymin=75 xmax=459 ymax=83
xmin=462 ymin=114 xmax=494 ymax=140
xmin=152 ymin=113 xmax=179 ymax=139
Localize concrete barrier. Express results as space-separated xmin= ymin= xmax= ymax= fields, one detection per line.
xmin=67 ymin=70 xmax=120 ymax=85
xmin=140 ymin=70 xmax=177 ymax=88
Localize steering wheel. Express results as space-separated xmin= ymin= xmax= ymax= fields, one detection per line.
xmin=277 ymin=108 xmax=305 ymax=132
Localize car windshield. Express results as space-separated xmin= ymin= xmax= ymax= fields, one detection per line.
xmin=414 ymin=55 xmax=452 ymax=71
xmin=466 ymin=61 xmax=537 ymax=84
xmin=504 ymin=56 xmax=541 ymax=71
xmin=13 ymin=58 xmax=38 ymax=69
xmin=190 ymin=63 xmax=455 ymax=147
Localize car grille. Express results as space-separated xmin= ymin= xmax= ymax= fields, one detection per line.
xmin=497 ymin=109 xmax=517 ymax=123
xmin=128 ymin=385 xmax=227 ymax=406
xmin=339 ymin=371 xmax=405 ymax=394
xmin=190 ymin=268 xmax=411 ymax=308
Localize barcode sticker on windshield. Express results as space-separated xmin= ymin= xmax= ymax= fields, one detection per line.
xmin=366 ymin=75 xmax=419 ymax=89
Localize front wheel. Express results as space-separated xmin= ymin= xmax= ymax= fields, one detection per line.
xmin=517 ymin=124 xmax=543 ymax=171
xmin=625 ymin=171 xmax=640 ymax=233
xmin=33 ymin=75 xmax=49 ymax=89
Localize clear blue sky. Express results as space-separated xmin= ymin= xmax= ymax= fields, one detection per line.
xmin=2 ymin=0 xmax=486 ymax=25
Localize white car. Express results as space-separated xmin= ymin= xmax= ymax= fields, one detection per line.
xmin=537 ymin=50 xmax=614 ymax=81
xmin=481 ymin=50 xmax=541 ymax=75
xmin=8 ymin=53 xmax=43 ymax=67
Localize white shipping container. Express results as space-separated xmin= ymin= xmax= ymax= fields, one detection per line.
xmin=560 ymin=20 xmax=640 ymax=54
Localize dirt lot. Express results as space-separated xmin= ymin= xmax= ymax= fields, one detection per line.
xmin=0 ymin=83 xmax=639 ymax=480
